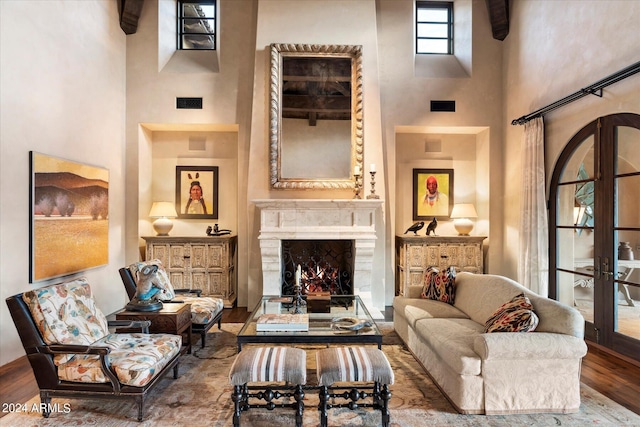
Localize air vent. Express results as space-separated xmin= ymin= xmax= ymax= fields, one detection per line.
xmin=430 ymin=100 xmax=456 ymax=112
xmin=176 ymin=97 xmax=203 ymax=109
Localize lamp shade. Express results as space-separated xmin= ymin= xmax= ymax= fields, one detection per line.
xmin=450 ymin=204 xmax=477 ymax=236
xmin=149 ymin=202 xmax=178 ymax=218
xmin=149 ymin=202 xmax=177 ymax=236
xmin=450 ymin=204 xmax=478 ymax=219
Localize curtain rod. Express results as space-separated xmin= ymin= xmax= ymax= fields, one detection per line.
xmin=511 ymin=61 xmax=640 ymax=126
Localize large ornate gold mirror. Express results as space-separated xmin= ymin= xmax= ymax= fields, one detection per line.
xmin=269 ymin=44 xmax=363 ymax=189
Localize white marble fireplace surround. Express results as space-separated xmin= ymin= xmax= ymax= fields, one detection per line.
xmin=254 ymin=199 xmax=384 ymax=318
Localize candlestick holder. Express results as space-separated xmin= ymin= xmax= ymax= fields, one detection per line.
xmin=354 ymin=173 xmax=362 ymax=199
xmin=292 ymin=284 xmax=307 ymax=314
xmin=366 ymin=171 xmax=380 ymax=199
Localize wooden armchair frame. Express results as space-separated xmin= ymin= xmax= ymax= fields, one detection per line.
xmin=6 ymin=293 xmax=183 ymax=421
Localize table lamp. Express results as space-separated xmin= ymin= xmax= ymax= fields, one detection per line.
xmin=450 ymin=204 xmax=477 ymax=236
xmin=149 ymin=202 xmax=178 ymax=236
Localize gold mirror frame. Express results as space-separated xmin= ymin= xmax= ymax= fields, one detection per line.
xmin=269 ymin=43 xmax=364 ymax=190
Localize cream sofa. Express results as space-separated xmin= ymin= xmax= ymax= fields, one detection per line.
xmin=393 ymin=272 xmax=588 ymax=415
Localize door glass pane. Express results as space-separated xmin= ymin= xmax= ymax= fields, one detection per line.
xmin=559 ymin=137 xmax=595 ymax=183
xmin=614 ymin=125 xmax=640 ymax=340
xmin=561 ymin=269 xmax=594 ymax=324
xmin=557 ymin=136 xmax=596 ymax=307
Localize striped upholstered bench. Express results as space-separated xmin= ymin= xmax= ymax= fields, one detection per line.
xmin=316 ymin=346 xmax=394 ymax=427
xmin=229 ymin=347 xmax=307 ymax=427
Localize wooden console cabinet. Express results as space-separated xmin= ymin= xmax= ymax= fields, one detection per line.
xmin=143 ymin=235 xmax=237 ymax=308
xmin=395 ymin=235 xmax=486 ymax=296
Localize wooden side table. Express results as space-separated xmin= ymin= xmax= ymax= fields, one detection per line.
xmin=116 ymin=303 xmax=192 ymax=354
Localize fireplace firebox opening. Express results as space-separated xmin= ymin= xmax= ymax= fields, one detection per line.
xmin=281 ymin=240 xmax=353 ymax=296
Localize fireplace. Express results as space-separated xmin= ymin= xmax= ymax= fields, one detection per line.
xmin=254 ymin=199 xmax=383 ymax=316
xmin=281 ymin=239 xmax=353 ymax=296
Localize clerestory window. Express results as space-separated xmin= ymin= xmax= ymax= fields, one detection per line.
xmin=416 ymin=1 xmax=453 ymax=54
xmin=178 ymin=1 xmax=216 ymax=50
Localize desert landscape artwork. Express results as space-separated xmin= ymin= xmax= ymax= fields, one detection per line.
xmin=30 ymin=152 xmax=109 ymax=282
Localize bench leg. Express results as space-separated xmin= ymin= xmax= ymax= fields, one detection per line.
xmin=232 ymin=384 xmax=245 ymax=426
xmin=381 ymin=384 xmax=392 ymax=427
xmin=294 ymin=384 xmax=305 ymax=427
xmin=318 ymin=385 xmax=329 ymax=427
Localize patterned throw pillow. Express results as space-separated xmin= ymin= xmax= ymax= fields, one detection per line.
xmin=484 ymin=293 xmax=539 ymax=333
xmin=420 ymin=266 xmax=457 ymax=305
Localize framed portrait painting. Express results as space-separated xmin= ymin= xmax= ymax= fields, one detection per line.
xmin=30 ymin=151 xmax=109 ymax=282
xmin=175 ymin=166 xmax=218 ymax=219
xmin=413 ymin=168 xmax=454 ymax=220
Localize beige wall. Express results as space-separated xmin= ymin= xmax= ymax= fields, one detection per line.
xmin=0 ymin=0 xmax=127 ymax=365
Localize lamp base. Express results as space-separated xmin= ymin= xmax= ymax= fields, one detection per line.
xmin=153 ymin=217 xmax=174 ymax=236
xmin=453 ymin=218 xmax=474 ymax=236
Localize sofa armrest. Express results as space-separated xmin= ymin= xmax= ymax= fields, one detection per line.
xmin=474 ymin=332 xmax=588 ymax=361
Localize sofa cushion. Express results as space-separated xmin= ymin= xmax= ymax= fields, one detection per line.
xmin=57 ymin=332 xmax=182 ymax=387
xmin=172 ymin=295 xmax=224 ymax=324
xmin=22 ymin=277 xmax=109 ymax=365
xmin=393 ymin=296 xmax=468 ymax=328
xmin=414 ymin=318 xmax=484 ymax=376
xmin=454 ymin=273 xmax=531 ymax=325
xmin=484 ymin=293 xmax=539 ymax=333
xmin=421 ymin=266 xmax=457 ymax=305
xmin=128 ymin=259 xmax=175 ymax=301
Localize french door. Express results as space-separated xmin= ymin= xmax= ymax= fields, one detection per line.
xmin=549 ymin=113 xmax=640 ymax=361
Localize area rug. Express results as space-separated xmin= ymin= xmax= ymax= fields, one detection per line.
xmin=2 ymin=323 xmax=639 ymax=427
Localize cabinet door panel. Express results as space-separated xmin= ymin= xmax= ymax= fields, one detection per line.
xmin=424 ymin=245 xmax=441 ymax=268
xmin=169 ymin=272 xmax=186 ymax=288
xmin=148 ymin=244 xmax=169 ymax=265
xmin=191 ymin=272 xmax=208 ymax=292
xmin=207 ymin=244 xmax=226 ymax=269
xmin=189 ymin=244 xmax=208 ymax=269
xmin=168 ymin=245 xmax=186 ymax=269
xmin=208 ymin=272 xmax=226 ymax=297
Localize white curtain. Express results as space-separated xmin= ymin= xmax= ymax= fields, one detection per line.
xmin=518 ymin=117 xmax=549 ymax=296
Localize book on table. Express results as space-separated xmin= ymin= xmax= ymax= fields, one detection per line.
xmin=256 ymin=313 xmax=309 ymax=332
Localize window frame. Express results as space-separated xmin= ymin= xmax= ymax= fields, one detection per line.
xmin=177 ymin=0 xmax=217 ymax=51
xmin=416 ymin=1 xmax=454 ymax=55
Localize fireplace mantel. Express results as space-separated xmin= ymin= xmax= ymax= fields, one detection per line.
xmin=254 ymin=199 xmax=384 ymax=317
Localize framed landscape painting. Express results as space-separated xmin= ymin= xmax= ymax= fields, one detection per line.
xmin=175 ymin=166 xmax=218 ymax=219
xmin=413 ymin=168 xmax=454 ymax=220
xmin=30 ymin=152 xmax=109 ymax=282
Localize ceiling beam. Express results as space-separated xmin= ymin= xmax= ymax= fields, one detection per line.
xmin=118 ymin=0 xmax=144 ymax=35
xmin=485 ymin=0 xmax=510 ymax=41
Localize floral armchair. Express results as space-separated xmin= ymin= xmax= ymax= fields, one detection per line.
xmin=5 ymin=277 xmax=184 ymax=421
xmin=119 ymin=259 xmax=224 ymax=348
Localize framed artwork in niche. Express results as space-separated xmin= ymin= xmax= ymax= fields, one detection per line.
xmin=29 ymin=151 xmax=109 ymax=282
xmin=175 ymin=166 xmax=218 ymax=219
xmin=413 ymin=168 xmax=454 ymax=220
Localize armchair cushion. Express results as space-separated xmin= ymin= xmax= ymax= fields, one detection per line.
xmin=172 ymin=295 xmax=224 ymax=324
xmin=22 ymin=277 xmax=109 ymax=364
xmin=57 ymin=333 xmax=182 ymax=387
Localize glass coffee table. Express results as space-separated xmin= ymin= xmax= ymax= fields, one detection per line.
xmin=237 ymin=295 xmax=382 ymax=351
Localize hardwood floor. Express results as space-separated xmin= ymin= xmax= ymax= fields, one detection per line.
xmin=1 ymin=307 xmax=639 ymax=419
